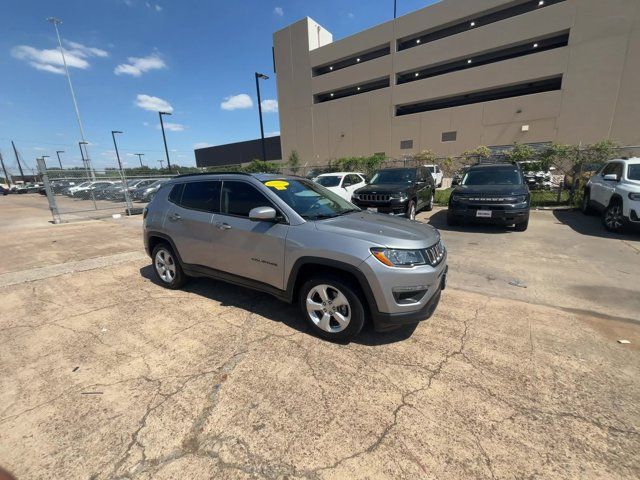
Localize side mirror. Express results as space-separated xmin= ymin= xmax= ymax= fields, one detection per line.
xmin=603 ymin=173 xmax=619 ymax=182
xmin=249 ymin=206 xmax=277 ymax=222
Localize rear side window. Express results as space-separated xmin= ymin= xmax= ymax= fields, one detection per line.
xmin=221 ymin=181 xmax=272 ymax=217
xmin=179 ymin=181 xmax=220 ymax=213
xmin=168 ymin=184 xmax=183 ymax=204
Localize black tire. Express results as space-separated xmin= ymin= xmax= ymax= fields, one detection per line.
xmin=406 ymin=200 xmax=417 ymax=220
xmin=602 ymin=201 xmax=625 ymax=233
xmin=514 ymin=219 xmax=529 ymax=231
xmin=151 ymin=243 xmax=188 ymax=289
xmin=581 ymin=190 xmax=595 ymax=215
xmin=299 ymin=275 xmax=365 ymax=342
xmin=425 ymin=192 xmax=434 ymax=211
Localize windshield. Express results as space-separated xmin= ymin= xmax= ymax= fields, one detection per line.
xmin=370 ymin=169 xmax=415 ymax=185
xmin=628 ymin=164 xmax=640 ymax=181
xmin=262 ymin=178 xmax=358 ymax=220
xmin=315 ymin=176 xmax=341 ymax=187
xmin=462 ymin=168 xmax=523 ymax=185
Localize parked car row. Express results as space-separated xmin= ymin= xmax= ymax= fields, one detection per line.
xmin=51 ymin=178 xmax=173 ymax=203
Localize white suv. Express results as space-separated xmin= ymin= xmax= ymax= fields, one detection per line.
xmin=582 ymin=158 xmax=640 ymax=232
xmin=424 ymin=165 xmax=443 ymax=188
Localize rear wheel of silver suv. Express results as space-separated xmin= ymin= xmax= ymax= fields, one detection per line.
xmin=299 ymin=276 xmax=365 ymax=342
xmin=152 ymin=243 xmax=187 ymax=289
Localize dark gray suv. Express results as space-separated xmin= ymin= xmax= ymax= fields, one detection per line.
xmin=143 ymin=173 xmax=447 ymax=342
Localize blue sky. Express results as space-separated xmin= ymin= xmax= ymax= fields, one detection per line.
xmin=1 ymin=0 xmax=435 ymax=171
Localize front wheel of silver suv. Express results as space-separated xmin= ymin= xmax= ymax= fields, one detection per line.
xmin=152 ymin=243 xmax=187 ymax=289
xmin=299 ymin=275 xmax=365 ymax=342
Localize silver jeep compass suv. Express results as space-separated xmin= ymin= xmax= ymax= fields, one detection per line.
xmin=143 ymin=173 xmax=448 ymax=342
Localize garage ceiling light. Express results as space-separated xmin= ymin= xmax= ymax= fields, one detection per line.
xmin=415 ymin=72 xmax=419 ymax=77
xmin=416 ymin=39 xmax=421 ymax=44
xmin=357 ymin=86 xmax=361 ymax=90
xmin=467 ymin=59 xmax=472 ymax=64
xmin=356 ymin=58 xmax=361 ymax=62
xmin=538 ymin=0 xmax=544 ymax=5
xmin=470 ymin=21 xmax=475 ymax=27
xmin=329 ymin=66 xmax=333 ymax=70
xmin=533 ymin=43 xmax=539 ymax=48
xmin=330 ymin=93 xmax=334 ymax=97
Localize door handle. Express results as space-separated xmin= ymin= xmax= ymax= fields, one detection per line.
xmin=169 ymin=213 xmax=181 ymax=221
xmin=216 ymin=222 xmax=232 ymax=230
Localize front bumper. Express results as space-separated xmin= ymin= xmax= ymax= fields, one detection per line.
xmin=351 ymin=199 xmax=408 ymax=215
xmin=371 ymin=265 xmax=447 ymax=332
xmin=449 ymin=204 xmax=529 ymax=225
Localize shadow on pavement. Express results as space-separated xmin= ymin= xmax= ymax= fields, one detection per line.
xmin=426 ymin=209 xmax=516 ymax=234
xmin=139 ymin=265 xmax=418 ymax=346
xmin=552 ymin=210 xmax=640 ymax=241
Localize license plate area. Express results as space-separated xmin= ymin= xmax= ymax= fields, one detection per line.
xmin=367 ymin=207 xmax=378 ymax=212
xmin=476 ymin=210 xmax=492 ymax=218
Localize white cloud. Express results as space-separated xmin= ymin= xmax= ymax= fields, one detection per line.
xmin=193 ymin=142 xmax=211 ymax=149
xmin=11 ymin=40 xmax=108 ymax=74
xmin=347 ymin=12 xmax=355 ymax=19
xmin=274 ymin=6 xmax=284 ymax=16
xmin=115 ymin=53 xmax=166 ymax=77
xmin=266 ymin=131 xmax=280 ymax=137
xmin=261 ymin=99 xmax=278 ymax=113
xmin=157 ymin=122 xmax=184 ymax=132
xmin=142 ymin=121 xmax=149 ymax=126
xmin=220 ymin=93 xmax=253 ymax=111
xmin=155 ymin=4 xmax=162 ymax=11
xmin=135 ymin=94 xmax=173 ymax=112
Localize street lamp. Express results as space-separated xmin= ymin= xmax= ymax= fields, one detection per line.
xmin=134 ymin=153 xmax=145 ymax=168
xmin=111 ymin=131 xmax=124 ymax=172
xmin=47 ymin=17 xmax=94 ymax=180
xmin=79 ymin=141 xmax=90 ymax=178
xmin=255 ymin=72 xmax=269 ymax=162
xmin=158 ymin=111 xmax=172 ymax=172
xmin=56 ymin=150 xmax=64 ymax=169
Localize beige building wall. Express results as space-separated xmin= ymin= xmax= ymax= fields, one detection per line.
xmin=273 ymin=0 xmax=640 ymax=165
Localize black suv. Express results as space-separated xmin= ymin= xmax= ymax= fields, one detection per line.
xmin=351 ymin=167 xmax=435 ymax=220
xmin=447 ymin=163 xmax=530 ymax=231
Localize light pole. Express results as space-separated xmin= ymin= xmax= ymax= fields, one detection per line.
xmin=41 ymin=155 xmax=50 ymax=170
xmin=158 ymin=159 xmax=165 ymax=170
xmin=47 ymin=17 xmax=95 ymax=180
xmin=394 ymin=0 xmax=397 ymax=18
xmin=56 ymin=150 xmax=64 ymax=169
xmin=255 ymin=72 xmax=269 ymax=162
xmin=111 ymin=131 xmax=125 ymax=172
xmin=158 ymin=111 xmax=172 ymax=172
xmin=134 ymin=153 xmax=145 ymax=168
xmin=79 ymin=141 xmax=90 ymax=178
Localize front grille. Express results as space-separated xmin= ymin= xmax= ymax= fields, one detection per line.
xmin=424 ymin=240 xmax=446 ymax=266
xmin=358 ymin=193 xmax=391 ymax=202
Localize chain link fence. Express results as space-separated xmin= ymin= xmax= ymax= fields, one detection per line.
xmin=38 ymin=163 xmax=175 ymax=223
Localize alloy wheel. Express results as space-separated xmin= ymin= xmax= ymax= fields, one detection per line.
xmin=155 ymin=248 xmax=176 ymax=283
xmin=605 ymin=204 xmax=624 ymax=230
xmin=306 ymin=284 xmax=351 ymax=333
xmin=409 ymin=203 xmax=416 ymax=220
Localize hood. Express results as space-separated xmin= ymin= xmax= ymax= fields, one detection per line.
xmin=314 ymin=211 xmax=440 ymax=249
xmin=355 ymin=183 xmax=412 ymax=194
xmin=452 ymin=184 xmax=527 ymax=196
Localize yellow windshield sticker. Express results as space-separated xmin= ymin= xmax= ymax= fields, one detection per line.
xmin=265 ymin=180 xmax=289 ymax=190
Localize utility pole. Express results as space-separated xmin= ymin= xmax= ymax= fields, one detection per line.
xmin=255 ymin=72 xmax=269 ymax=162
xmin=158 ymin=159 xmax=165 ymax=170
xmin=11 ymin=140 xmax=25 ymax=182
xmin=56 ymin=150 xmax=64 ymax=169
xmin=134 ymin=153 xmax=145 ymax=168
xmin=394 ymin=0 xmax=397 ymax=18
xmin=0 ymin=151 xmax=11 ymax=186
xmin=158 ymin=111 xmax=172 ymax=172
xmin=47 ymin=17 xmax=95 ymax=180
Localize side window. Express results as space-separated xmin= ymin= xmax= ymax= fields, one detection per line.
xmin=342 ymin=176 xmax=352 ymax=187
xmin=612 ymin=163 xmax=623 ymax=178
xmin=180 ymin=181 xmax=220 ymax=213
xmin=418 ymin=168 xmax=428 ymax=183
xmin=601 ymin=163 xmax=617 ymax=176
xmin=168 ymin=183 xmax=183 ymax=204
xmin=351 ymin=174 xmax=363 ymax=185
xmin=221 ymin=181 xmax=273 ymax=217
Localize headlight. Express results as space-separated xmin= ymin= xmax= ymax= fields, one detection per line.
xmin=452 ymin=194 xmax=461 ymax=202
xmin=629 ymin=193 xmax=640 ymax=201
xmin=514 ymin=195 xmax=527 ymax=203
xmin=389 ymin=193 xmax=407 ymax=200
xmin=371 ymin=248 xmax=426 ymax=267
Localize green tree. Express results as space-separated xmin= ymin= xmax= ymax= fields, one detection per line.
xmin=288 ymin=150 xmax=301 ymax=174
xmin=505 ymin=143 xmax=536 ymax=163
xmin=243 ymin=159 xmax=280 ymax=173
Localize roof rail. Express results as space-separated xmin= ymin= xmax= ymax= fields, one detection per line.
xmin=174 ymin=171 xmax=252 ymax=179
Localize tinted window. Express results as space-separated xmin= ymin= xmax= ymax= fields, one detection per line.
xmin=602 ymin=162 xmax=623 ymax=178
xmin=628 ymin=164 xmax=640 ymax=181
xmin=462 ymin=168 xmax=523 ymax=185
xmin=370 ymin=169 xmax=416 ymax=184
xmin=168 ymin=184 xmax=183 ymax=204
xmin=180 ymin=181 xmax=220 ymax=213
xmin=221 ymin=181 xmax=272 ymax=217
xmin=349 ymin=174 xmax=363 ymax=185
xmin=316 ymin=176 xmax=341 ymax=187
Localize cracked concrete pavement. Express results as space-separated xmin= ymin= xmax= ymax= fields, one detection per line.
xmin=1 ymin=195 xmax=639 ymax=479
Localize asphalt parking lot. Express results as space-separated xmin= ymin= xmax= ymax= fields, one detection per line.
xmin=1 ymin=194 xmax=639 ymax=479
